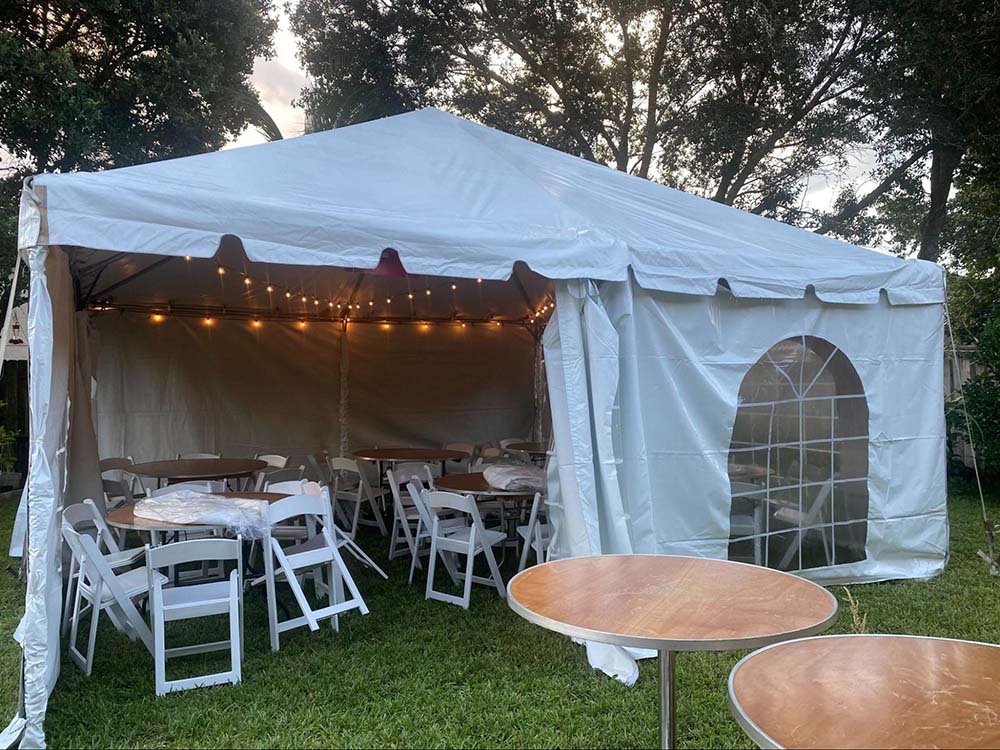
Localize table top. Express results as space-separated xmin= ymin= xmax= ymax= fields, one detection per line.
xmin=435 ymin=472 xmax=534 ymax=497
xmin=507 ymin=442 xmax=549 ymax=455
xmin=106 ymin=491 xmax=288 ymax=531
xmin=129 ymin=458 xmax=267 ymax=480
xmin=729 ymin=634 xmax=1000 ymax=749
xmin=353 ymin=447 xmax=469 ymax=462
xmin=507 ymin=555 xmax=837 ymax=652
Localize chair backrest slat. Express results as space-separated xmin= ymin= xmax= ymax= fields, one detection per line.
xmin=146 ymin=536 xmax=242 ymax=569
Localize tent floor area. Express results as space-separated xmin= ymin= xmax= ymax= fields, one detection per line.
xmin=0 ymin=482 xmax=994 ymax=749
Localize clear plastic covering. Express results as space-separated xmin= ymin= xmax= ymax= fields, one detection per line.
xmin=727 ymin=336 xmax=869 ymax=571
xmin=482 ymin=463 xmax=545 ymax=493
xmin=133 ymin=491 xmax=270 ymax=539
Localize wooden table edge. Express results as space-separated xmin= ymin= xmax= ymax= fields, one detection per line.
xmin=725 ymin=633 xmax=1000 ymax=750
xmin=506 ymin=554 xmax=839 ymax=653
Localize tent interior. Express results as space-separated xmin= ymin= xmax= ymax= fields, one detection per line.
xmin=69 ymin=242 xmax=554 ymax=468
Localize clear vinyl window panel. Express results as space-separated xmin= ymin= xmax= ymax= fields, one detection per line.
xmin=728 ymin=335 xmax=869 ymax=571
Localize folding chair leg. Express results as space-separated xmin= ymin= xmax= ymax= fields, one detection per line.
xmin=482 ymin=542 xmax=506 ymax=598
xmin=62 ymin=555 xmax=78 ymax=637
xmin=228 ymin=585 xmax=242 ymax=687
xmin=460 ymin=545 xmax=476 ymax=610
xmin=84 ymin=584 xmax=103 ymax=676
xmin=264 ymin=543 xmax=281 ymax=652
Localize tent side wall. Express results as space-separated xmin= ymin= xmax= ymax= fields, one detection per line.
xmin=546 ymin=278 xmax=948 ymax=585
xmin=92 ymin=313 xmax=537 ymax=462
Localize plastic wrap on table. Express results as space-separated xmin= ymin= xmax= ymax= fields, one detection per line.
xmin=483 ymin=464 xmax=546 ymax=493
xmin=133 ymin=491 xmax=269 ymax=539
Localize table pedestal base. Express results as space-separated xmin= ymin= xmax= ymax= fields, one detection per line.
xmin=659 ymin=649 xmax=675 ymax=749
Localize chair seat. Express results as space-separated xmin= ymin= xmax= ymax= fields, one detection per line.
xmin=729 ymin=513 xmax=756 ymax=537
xmin=105 ymin=547 xmax=145 ymax=568
xmin=81 ymin=566 xmax=166 ymax=604
xmin=443 ymin=526 xmax=506 ymax=549
xmin=516 ymin=523 xmax=552 ymax=543
xmin=160 ymin=579 xmax=230 ymax=609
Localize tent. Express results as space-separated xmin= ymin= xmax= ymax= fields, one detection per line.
xmin=11 ymin=108 xmax=946 ymax=745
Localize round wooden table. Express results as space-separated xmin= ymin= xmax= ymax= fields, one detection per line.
xmin=129 ymin=458 xmax=267 ymax=484
xmin=106 ymin=491 xmax=288 ymax=533
xmin=435 ymin=471 xmax=534 ymax=497
xmin=729 ymin=634 xmax=1000 ymax=749
xmin=507 ymin=555 xmax=837 ymax=749
xmin=353 ymin=447 xmax=468 ymax=463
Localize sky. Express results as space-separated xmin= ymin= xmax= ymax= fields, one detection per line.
xmin=228 ymin=10 xmax=309 ymax=149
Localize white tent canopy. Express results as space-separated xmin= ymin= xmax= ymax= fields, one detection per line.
xmin=12 ymin=108 xmax=946 ymax=746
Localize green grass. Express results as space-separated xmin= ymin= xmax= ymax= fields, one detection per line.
xmin=0 ymin=482 xmax=998 ymax=748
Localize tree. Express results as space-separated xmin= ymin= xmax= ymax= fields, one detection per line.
xmin=0 ymin=1 xmax=278 ymax=177
xmin=291 ymin=0 xmax=887 ymax=220
xmin=816 ymin=0 xmax=1000 ymax=261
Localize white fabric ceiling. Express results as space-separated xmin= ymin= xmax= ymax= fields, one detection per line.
xmin=19 ymin=108 xmax=943 ymax=306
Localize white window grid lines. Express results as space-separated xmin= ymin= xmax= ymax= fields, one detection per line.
xmin=730 ymin=336 xmax=867 ymax=571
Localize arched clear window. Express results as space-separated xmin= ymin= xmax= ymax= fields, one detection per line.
xmin=728 ymin=335 xmax=869 ymax=571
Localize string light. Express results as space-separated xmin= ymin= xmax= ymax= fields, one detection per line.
xmin=285 ymin=291 xmax=292 ymax=299
xmin=266 ymin=285 xmax=274 ymax=293
xmin=243 ymin=277 xmax=252 ymax=286
xmin=381 ymin=323 xmax=391 ymax=330
xmin=386 ymin=297 xmax=391 ymax=304
xmin=476 ymin=278 xmax=483 ymax=284
xmin=451 ymin=283 xmax=457 ymax=290
xmin=251 ymin=319 xmax=262 ymax=329
xmin=369 ymin=300 xmax=374 ymax=306
xmin=216 ymin=267 xmax=226 ymax=276
xmin=328 ymin=301 xmax=334 ymax=308
xmin=184 ymin=256 xmax=192 ymax=262
xmin=150 ymin=313 xmax=165 ymax=323
xmin=297 ymin=320 xmax=306 ymax=329
xmin=407 ymin=292 xmax=414 ymax=300
xmin=203 ymin=317 xmax=214 ymax=326
xmin=301 ymin=295 xmax=308 ymax=303
xmin=425 ymin=288 xmax=431 ymax=296
xmin=313 ymin=298 xmax=320 ymax=306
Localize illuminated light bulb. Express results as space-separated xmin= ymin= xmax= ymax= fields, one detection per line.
xmin=386 ymin=297 xmax=391 ymax=304
xmin=285 ymin=291 xmax=292 ymax=299
xmin=346 ymin=316 xmax=351 ymax=323
xmin=216 ymin=266 xmax=226 ymax=275
xmin=337 ymin=303 xmax=342 ymax=309
xmin=425 ymin=289 xmax=431 ymax=296
xmin=313 ymin=298 xmax=320 ymax=306
xmin=203 ymin=317 xmax=214 ymax=326
xmin=495 ymin=321 xmax=502 ymax=327
xmin=369 ymin=300 xmax=374 ymax=306
xmin=243 ymin=277 xmax=252 ymax=286
xmin=328 ymin=301 xmax=334 ymax=308
xmin=407 ymin=292 xmax=414 ymax=300
xmin=421 ymin=323 xmax=429 ymax=330
xmin=184 ymin=256 xmax=192 ymax=261
xmin=251 ymin=319 xmax=262 ymax=329
xmin=451 ymin=283 xmax=457 ymax=290
xmin=381 ymin=323 xmax=391 ymax=330
xmin=301 ymin=295 xmax=308 ymax=303
xmin=461 ymin=322 xmax=467 ymax=328
xmin=266 ymin=285 xmax=274 ymax=293
xmin=476 ymin=278 xmax=483 ymax=284
xmin=297 ymin=320 xmax=306 ymax=329
xmin=150 ymin=313 xmax=165 ymax=323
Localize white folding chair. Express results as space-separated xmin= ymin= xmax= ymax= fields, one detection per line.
xmin=260 ymin=490 xmax=369 ymax=652
xmin=254 ymin=464 xmax=305 ymax=491
xmin=61 ymin=498 xmax=144 ymax=637
xmin=402 ymin=479 xmax=466 ymax=585
xmin=255 ymin=453 xmax=289 ymax=468
xmin=423 ymin=490 xmax=506 ymax=609
xmin=516 ymin=492 xmax=551 ymax=572
xmin=307 ymin=449 xmax=332 ymax=484
xmin=99 ymin=456 xmax=145 ymax=510
xmin=387 ymin=468 xmax=422 ymax=563
xmin=145 ymin=537 xmax=243 ymax=695
xmin=61 ymin=523 xmax=160 ymax=676
xmin=329 ymin=457 xmax=387 ymax=537
xmin=729 ymin=481 xmax=764 ymax=566
xmin=443 ymin=443 xmax=474 ymax=473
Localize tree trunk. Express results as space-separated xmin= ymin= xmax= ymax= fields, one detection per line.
xmin=918 ymin=142 xmax=963 ymax=262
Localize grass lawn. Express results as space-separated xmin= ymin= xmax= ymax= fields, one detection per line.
xmin=0 ymin=480 xmax=998 ymax=748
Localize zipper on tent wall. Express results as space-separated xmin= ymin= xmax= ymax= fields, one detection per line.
xmin=943 ymin=295 xmax=997 ymax=575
